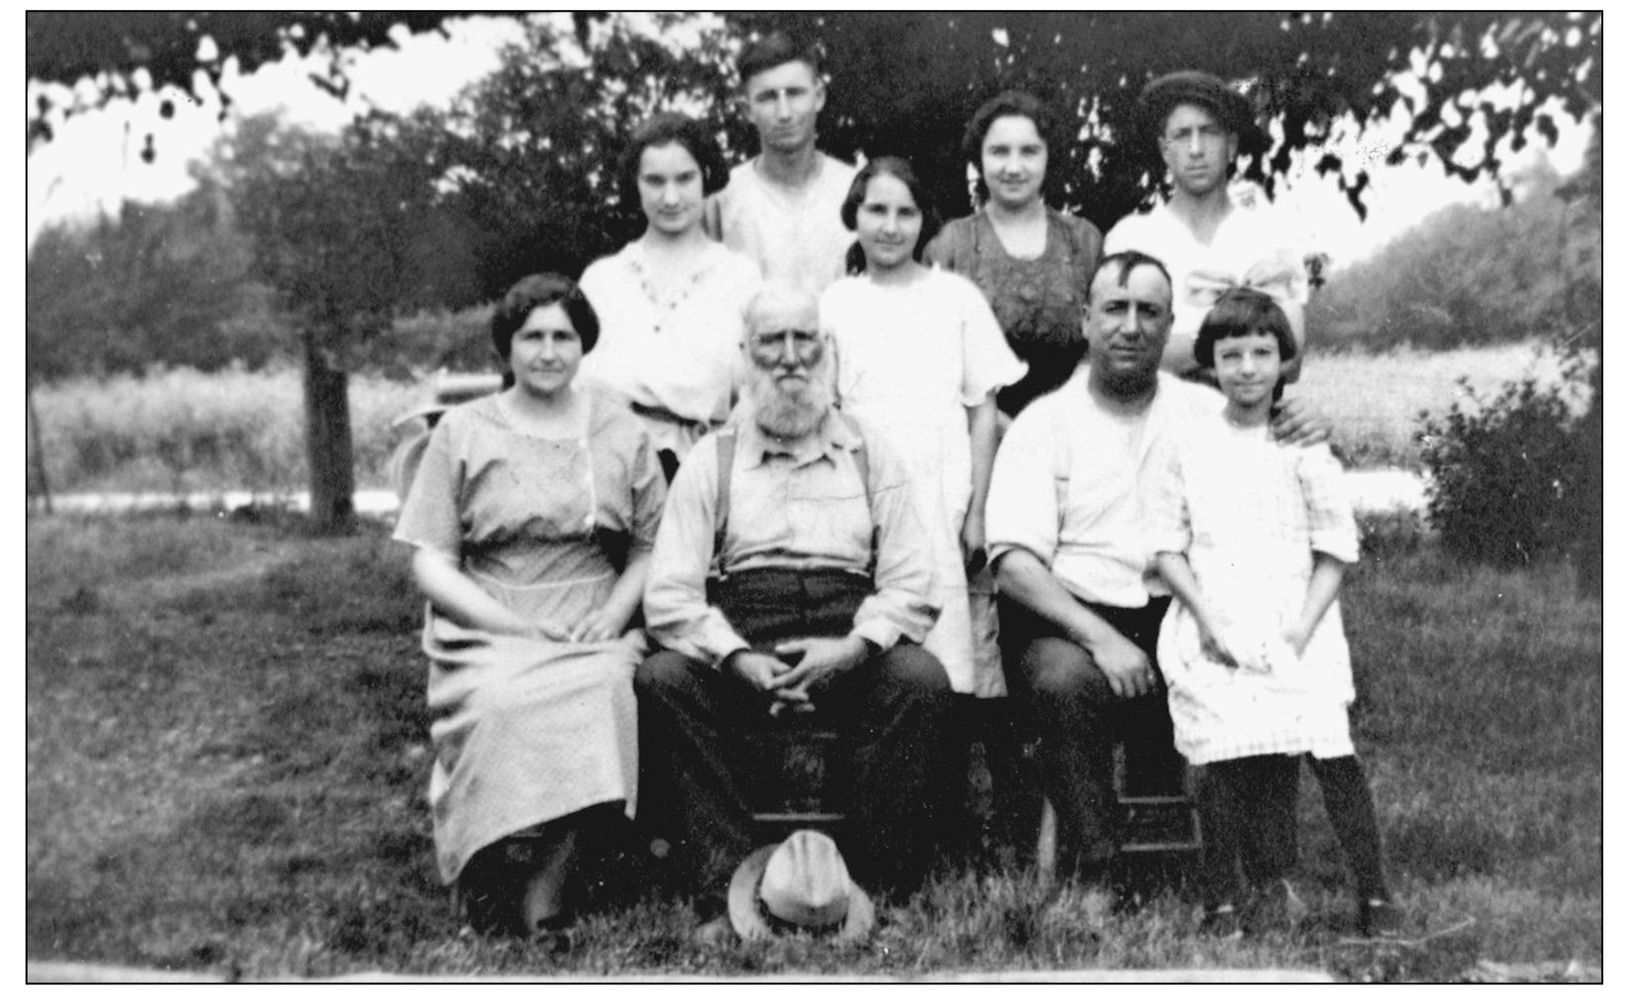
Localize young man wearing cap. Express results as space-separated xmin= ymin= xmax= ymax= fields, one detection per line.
xmin=1103 ymin=70 xmax=1308 ymax=380
xmin=704 ymin=30 xmax=858 ymax=298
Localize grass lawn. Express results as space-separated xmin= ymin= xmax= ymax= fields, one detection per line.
xmin=25 ymin=513 xmax=1601 ymax=980
xmin=1294 ymin=340 xmax=1581 ymax=470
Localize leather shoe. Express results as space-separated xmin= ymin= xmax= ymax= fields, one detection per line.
xmin=692 ymin=914 xmax=735 ymax=948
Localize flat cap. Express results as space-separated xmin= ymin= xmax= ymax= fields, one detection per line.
xmin=1140 ymin=70 xmax=1257 ymax=141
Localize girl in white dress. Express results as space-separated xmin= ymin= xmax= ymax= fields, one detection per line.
xmin=1151 ymin=288 xmax=1397 ymax=938
xmin=820 ymin=157 xmax=1025 ymax=698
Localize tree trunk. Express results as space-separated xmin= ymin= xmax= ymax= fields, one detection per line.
xmin=27 ymin=380 xmax=53 ymax=514
xmin=302 ymin=326 xmax=355 ymax=533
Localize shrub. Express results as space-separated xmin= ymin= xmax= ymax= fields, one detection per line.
xmin=383 ymin=307 xmax=497 ymax=378
xmin=1356 ymin=509 xmax=1428 ymax=559
xmin=1299 ymin=340 xmax=1572 ymax=470
xmin=1418 ymin=345 xmax=1598 ymax=571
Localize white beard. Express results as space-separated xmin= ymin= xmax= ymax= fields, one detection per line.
xmin=748 ymin=355 xmax=836 ymax=440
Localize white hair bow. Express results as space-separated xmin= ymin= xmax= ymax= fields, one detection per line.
xmin=1184 ymin=258 xmax=1303 ymax=311
xmin=1184 ymin=259 xmax=1307 ymax=350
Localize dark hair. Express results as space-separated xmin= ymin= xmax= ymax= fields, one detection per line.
xmin=838 ymin=156 xmax=943 ymax=275
xmin=1138 ymin=69 xmax=1263 ymax=167
xmin=1193 ymin=287 xmax=1298 ymax=371
xmin=491 ymin=273 xmax=600 ymax=365
xmin=619 ymin=112 xmax=729 ymax=208
xmin=1088 ymin=250 xmax=1174 ymax=305
xmin=962 ymin=90 xmax=1060 ymax=203
xmin=737 ymin=29 xmax=823 ymax=90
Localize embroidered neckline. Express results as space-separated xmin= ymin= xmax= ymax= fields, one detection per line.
xmin=627 ymin=243 xmax=721 ymax=335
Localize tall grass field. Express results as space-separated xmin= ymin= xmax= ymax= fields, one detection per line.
xmin=25 ymin=514 xmax=1600 ymax=980
xmin=27 ymin=341 xmax=1577 ymax=496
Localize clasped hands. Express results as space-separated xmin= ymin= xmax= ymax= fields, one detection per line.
xmin=1196 ymin=614 xmax=1314 ymax=673
xmin=523 ymin=606 xmax=624 ymax=645
xmin=726 ymin=635 xmax=871 ymax=716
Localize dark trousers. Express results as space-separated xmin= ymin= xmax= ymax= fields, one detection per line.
xmin=944 ymin=693 xmax=1036 ymax=868
xmin=1197 ymin=753 xmax=1390 ymax=907
xmin=1196 ymin=755 xmax=1301 ymax=907
xmin=635 ymin=568 xmax=952 ymax=899
xmin=1000 ymin=595 xmax=1182 ymax=875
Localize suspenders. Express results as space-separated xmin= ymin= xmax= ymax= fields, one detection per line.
xmin=708 ymin=421 xmax=877 ymax=584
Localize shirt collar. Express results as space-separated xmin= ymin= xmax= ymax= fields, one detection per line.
xmin=739 ymin=407 xmax=860 ymax=469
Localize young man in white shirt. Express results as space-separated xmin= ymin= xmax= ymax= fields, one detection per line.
xmin=705 ymin=30 xmax=858 ymax=298
xmin=1103 ymin=71 xmax=1308 ymax=380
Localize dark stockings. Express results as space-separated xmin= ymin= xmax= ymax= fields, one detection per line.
xmin=1309 ymin=754 xmax=1391 ymax=901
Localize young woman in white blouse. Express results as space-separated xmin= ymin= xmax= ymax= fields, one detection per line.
xmin=579 ymin=113 xmax=760 ymax=481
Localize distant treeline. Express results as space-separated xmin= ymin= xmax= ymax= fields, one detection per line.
xmin=1308 ymin=161 xmax=1601 ymax=352
xmin=26 ymin=189 xmax=500 ymax=385
xmin=27 ymin=155 xmax=1598 ymax=385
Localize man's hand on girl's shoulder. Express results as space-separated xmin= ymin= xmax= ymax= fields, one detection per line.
xmin=1269 ymin=394 xmax=1330 ymax=447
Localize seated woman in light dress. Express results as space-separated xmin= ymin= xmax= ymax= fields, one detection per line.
xmin=579 ymin=112 xmax=761 ymax=482
xmin=394 ymin=273 xmax=667 ymax=941
xmin=820 ymin=156 xmax=1025 ymax=703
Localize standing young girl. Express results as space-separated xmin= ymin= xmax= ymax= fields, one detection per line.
xmin=819 ymin=156 xmax=1025 ymax=701
xmin=1150 ymin=288 xmax=1399 ymax=938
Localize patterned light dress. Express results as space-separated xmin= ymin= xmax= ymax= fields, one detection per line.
xmin=393 ymin=391 xmax=667 ymax=884
xmin=923 ymin=209 xmax=1102 ymax=417
xmin=1149 ymin=410 xmax=1359 ymax=766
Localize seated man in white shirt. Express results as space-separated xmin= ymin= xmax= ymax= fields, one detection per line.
xmin=1103 ymin=70 xmax=1308 ymax=381
xmin=986 ymin=250 xmax=1325 ymax=895
xmin=638 ymin=284 xmax=951 ymax=938
xmin=704 ymin=30 xmax=858 ymax=297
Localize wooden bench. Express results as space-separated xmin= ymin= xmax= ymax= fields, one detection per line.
xmin=1034 ymin=742 xmax=1202 ymax=882
xmin=746 ymin=712 xmax=849 ymax=839
xmin=745 ymin=713 xmax=1201 ymax=877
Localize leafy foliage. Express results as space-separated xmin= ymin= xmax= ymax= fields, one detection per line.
xmin=354 ymin=11 xmax=1602 ymax=299
xmin=213 ymin=113 xmax=459 ymax=359
xmin=1419 ymin=347 xmax=1597 ymax=571
xmin=383 ymin=13 xmax=739 ymax=298
xmin=26 ymin=11 xmax=468 ymax=147
xmin=1410 ymin=118 xmax=1598 ymax=579
xmin=26 ymin=195 xmax=282 ymax=382
xmin=29 ymin=12 xmax=1602 ymax=232
xmin=24 ymin=11 xmax=1604 ymax=527
xmin=202 ymin=111 xmax=468 ymax=528
xmin=1308 ymin=165 xmax=1601 ymax=352
xmin=27 ymin=12 xmax=1607 ymax=348
xmin=725 ymin=12 xmax=1600 ymax=228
